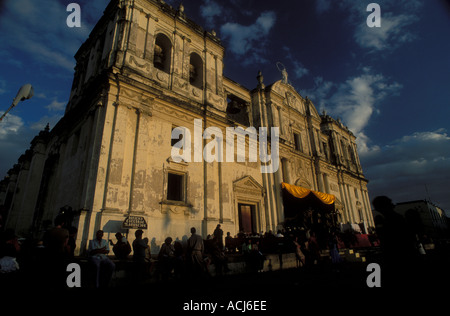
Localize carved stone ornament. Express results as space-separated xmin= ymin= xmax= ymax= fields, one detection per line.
xmin=192 ymin=87 xmax=201 ymax=97
xmin=156 ymin=71 xmax=168 ymax=82
xmin=129 ymin=55 xmax=151 ymax=73
xmin=233 ymin=176 xmax=264 ymax=197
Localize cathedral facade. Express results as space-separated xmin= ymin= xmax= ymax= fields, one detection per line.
xmin=0 ymin=0 xmax=374 ymax=255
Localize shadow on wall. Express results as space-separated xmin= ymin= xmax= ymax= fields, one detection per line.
xmin=99 ymin=218 xmax=192 ymax=255
xmin=102 ymin=220 xmax=128 ymax=244
xmin=150 ymin=235 xmax=189 ymax=254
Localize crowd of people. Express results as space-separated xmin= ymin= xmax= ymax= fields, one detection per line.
xmin=1 ymin=210 xmax=387 ymax=289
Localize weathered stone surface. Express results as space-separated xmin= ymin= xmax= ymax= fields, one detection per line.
xmin=1 ymin=0 xmax=372 ymax=256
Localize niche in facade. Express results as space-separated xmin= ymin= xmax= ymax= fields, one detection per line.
xmin=153 ymin=33 xmax=172 ymax=73
xmin=226 ymin=95 xmax=249 ymax=126
xmin=189 ymin=52 xmax=203 ymax=89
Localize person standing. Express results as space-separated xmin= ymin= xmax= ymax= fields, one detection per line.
xmin=42 ymin=215 xmax=70 ymax=288
xmin=87 ymin=230 xmax=115 ymax=288
xmin=187 ymin=227 xmax=206 ymax=277
xmin=372 ymin=196 xmax=417 ymax=286
xmin=132 ymin=229 xmax=149 ymax=282
xmin=213 ymin=224 xmax=224 ymax=250
xmin=328 ymin=231 xmax=342 ymax=272
xmin=293 ymin=236 xmax=306 ymax=268
xmin=225 ymin=232 xmax=235 ymax=253
xmin=158 ymin=237 xmax=175 ymax=280
xmin=43 ymin=215 xmax=69 ymax=258
xmin=307 ymin=231 xmax=320 ymax=265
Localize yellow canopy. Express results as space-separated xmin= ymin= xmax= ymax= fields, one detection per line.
xmin=281 ymin=182 xmax=336 ymax=205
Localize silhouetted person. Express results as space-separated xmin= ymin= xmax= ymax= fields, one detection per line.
xmin=132 ymin=229 xmax=149 ymax=282
xmin=372 ymin=196 xmax=417 ymax=286
xmin=0 ymin=230 xmax=20 ymax=276
xmin=42 ymin=215 xmax=70 ymax=288
xmin=247 ymin=239 xmax=264 ymax=272
xmin=173 ymin=240 xmax=185 ymax=279
xmin=210 ymin=237 xmax=230 ymax=275
xmin=307 ymin=231 xmax=320 ymax=265
xmin=225 ymin=232 xmax=235 ymax=253
xmin=187 ymin=227 xmax=206 ymax=278
xmin=158 ymin=237 xmax=175 ymax=280
xmin=111 ymin=232 xmax=131 ymax=260
xmin=213 ymin=224 xmax=224 ymax=250
xmin=328 ymin=231 xmax=341 ymax=272
xmin=43 ymin=215 xmax=69 ymax=258
xmin=293 ymin=236 xmax=306 ymax=268
xmin=67 ymin=226 xmax=78 ymax=258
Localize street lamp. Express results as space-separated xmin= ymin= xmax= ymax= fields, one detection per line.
xmin=0 ymin=84 xmax=34 ymax=122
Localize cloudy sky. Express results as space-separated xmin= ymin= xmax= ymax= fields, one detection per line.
xmin=0 ymin=0 xmax=449 ymax=212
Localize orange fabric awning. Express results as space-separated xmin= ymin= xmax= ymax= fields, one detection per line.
xmin=281 ymin=182 xmax=335 ymax=205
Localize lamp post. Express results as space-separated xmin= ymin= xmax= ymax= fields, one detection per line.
xmin=0 ymin=84 xmax=34 ymax=122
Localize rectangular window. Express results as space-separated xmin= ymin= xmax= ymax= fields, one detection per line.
xmin=294 ymin=133 xmax=302 ymax=152
xmin=167 ymin=172 xmax=184 ymax=201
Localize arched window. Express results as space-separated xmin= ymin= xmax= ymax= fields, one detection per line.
xmin=153 ymin=33 xmax=172 ymax=73
xmin=189 ymin=52 xmax=203 ymax=89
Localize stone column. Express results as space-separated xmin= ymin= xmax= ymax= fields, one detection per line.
xmin=16 ymin=140 xmax=47 ymax=236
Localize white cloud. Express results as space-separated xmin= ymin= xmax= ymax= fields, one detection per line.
xmin=354 ymin=131 xmax=380 ymax=156
xmin=30 ymin=115 xmax=63 ymax=131
xmin=0 ymin=0 xmax=106 ymax=72
xmin=0 ymin=112 xmax=30 ymax=177
xmin=302 ymin=77 xmax=334 ymax=110
xmin=220 ymin=11 xmax=276 ymax=64
xmin=303 ymin=69 xmax=402 ymax=154
xmin=0 ymin=112 xmax=63 ymax=178
xmin=334 ymin=73 xmax=401 ymax=149
xmin=355 ymin=13 xmax=418 ymax=51
xmin=399 ymin=129 xmax=450 ymax=142
xmin=256 ymin=11 xmax=277 ymax=32
xmin=200 ymin=0 xmax=223 ymax=28
xmin=362 ymin=129 xmax=450 ymax=210
xmin=0 ymin=0 xmax=73 ymax=71
xmin=319 ymin=0 xmax=422 ymax=52
xmin=45 ymin=99 xmax=66 ymax=112
xmin=0 ymin=113 xmax=24 ymax=140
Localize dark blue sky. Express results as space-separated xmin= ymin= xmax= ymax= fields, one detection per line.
xmin=1 ymin=0 xmax=449 ymax=211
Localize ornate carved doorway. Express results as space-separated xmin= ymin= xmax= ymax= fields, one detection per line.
xmin=233 ymin=176 xmax=265 ymax=235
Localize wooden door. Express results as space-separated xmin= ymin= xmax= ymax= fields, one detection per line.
xmin=239 ymin=204 xmax=254 ymax=234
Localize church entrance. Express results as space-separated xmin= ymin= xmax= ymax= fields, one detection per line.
xmin=238 ymin=203 xmax=256 ymax=234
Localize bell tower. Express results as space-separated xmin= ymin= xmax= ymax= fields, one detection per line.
xmin=66 ymin=0 xmax=227 ymax=114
